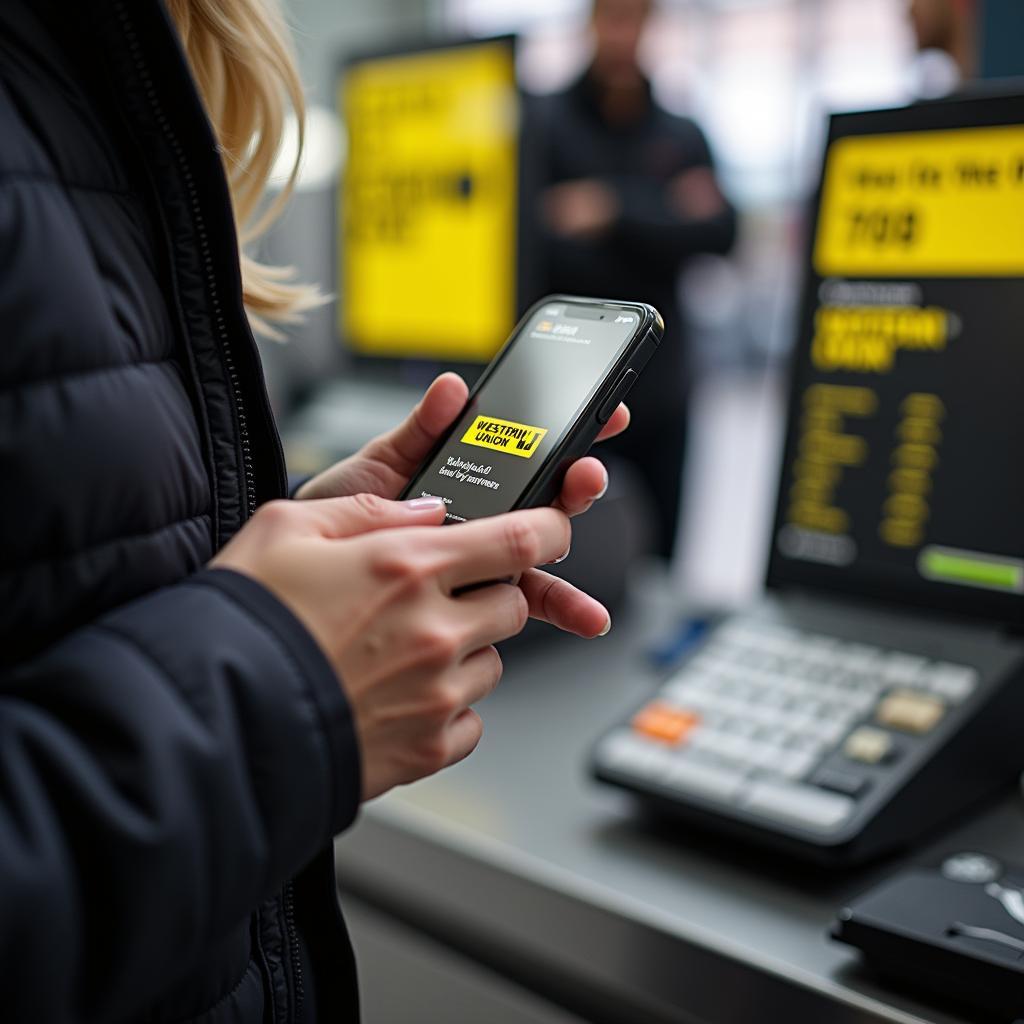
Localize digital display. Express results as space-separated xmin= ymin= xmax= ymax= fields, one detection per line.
xmin=406 ymin=303 xmax=643 ymax=522
xmin=769 ymin=95 xmax=1024 ymax=624
xmin=339 ymin=40 xmax=519 ymax=361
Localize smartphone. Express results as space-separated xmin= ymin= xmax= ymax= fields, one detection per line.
xmin=399 ymin=295 xmax=663 ymax=522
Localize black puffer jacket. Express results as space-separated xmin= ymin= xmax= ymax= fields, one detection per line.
xmin=0 ymin=1 xmax=360 ymax=1021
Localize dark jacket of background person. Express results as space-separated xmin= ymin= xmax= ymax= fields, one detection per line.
xmin=533 ymin=72 xmax=737 ymax=557
xmin=0 ymin=2 xmax=359 ymax=1020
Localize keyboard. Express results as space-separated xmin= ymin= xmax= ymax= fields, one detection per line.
xmin=593 ymin=619 xmax=980 ymax=835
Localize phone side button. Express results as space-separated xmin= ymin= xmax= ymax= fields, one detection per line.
xmin=597 ymin=368 xmax=638 ymax=424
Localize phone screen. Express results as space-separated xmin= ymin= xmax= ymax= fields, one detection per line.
xmin=406 ymin=301 xmax=644 ymax=522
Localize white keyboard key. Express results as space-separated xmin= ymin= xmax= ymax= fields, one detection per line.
xmin=746 ymin=703 xmax=791 ymax=731
xmin=597 ymin=731 xmax=674 ymax=778
xmin=757 ymin=687 xmax=793 ymax=709
xmin=783 ymin=711 xmax=818 ymax=734
xmin=881 ymin=652 xmax=928 ymax=685
xmin=660 ymin=682 xmax=712 ymax=707
xmin=926 ymin=663 xmax=979 ymax=703
xmin=816 ymin=718 xmax=853 ymax=745
xmin=776 ymin=749 xmax=819 ymax=780
xmin=842 ymin=689 xmax=880 ymax=715
xmin=838 ymin=643 xmax=881 ymax=672
xmin=716 ymin=621 xmax=768 ymax=647
xmin=633 ymin=744 xmax=675 ymax=779
xmin=802 ymin=635 xmax=839 ymax=664
xmin=687 ymin=729 xmax=718 ymax=754
xmin=715 ymin=733 xmax=756 ymax=762
xmin=595 ymin=730 xmax=647 ymax=771
xmin=832 ymin=675 xmax=883 ymax=701
xmin=663 ymin=756 xmax=747 ymax=801
xmin=763 ymin=634 xmax=799 ymax=658
xmin=721 ymin=717 xmax=759 ymax=738
xmin=788 ymin=732 xmax=829 ymax=756
xmin=742 ymin=779 xmax=855 ymax=830
xmin=747 ymin=741 xmax=791 ymax=772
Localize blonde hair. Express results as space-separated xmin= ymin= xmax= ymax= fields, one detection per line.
xmin=167 ymin=0 xmax=320 ymax=337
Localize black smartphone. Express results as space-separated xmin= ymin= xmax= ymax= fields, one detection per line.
xmin=399 ymin=295 xmax=663 ymax=522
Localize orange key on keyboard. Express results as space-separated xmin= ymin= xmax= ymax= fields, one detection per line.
xmin=631 ymin=702 xmax=700 ymax=745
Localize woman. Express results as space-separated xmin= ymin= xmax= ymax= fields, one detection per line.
xmin=0 ymin=1 xmax=627 ymax=1021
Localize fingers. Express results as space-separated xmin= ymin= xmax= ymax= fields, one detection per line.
xmin=554 ymin=456 xmax=609 ymax=517
xmin=368 ymin=373 xmax=468 ymax=477
xmin=519 ymin=568 xmax=611 ymax=638
xmin=436 ymin=507 xmax=572 ymax=589
xmin=298 ymin=493 xmax=448 ymax=539
xmin=442 ymin=708 xmax=484 ymax=768
xmin=452 ymin=582 xmax=529 ymax=652
xmin=551 ymin=403 xmax=626 ymax=517
xmin=448 ymin=645 xmax=504 ymax=709
xmin=595 ymin=402 xmax=630 ymax=443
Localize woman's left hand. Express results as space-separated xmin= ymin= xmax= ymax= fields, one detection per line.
xmin=294 ymin=372 xmax=629 ymax=517
xmin=294 ymin=372 xmax=631 ymax=637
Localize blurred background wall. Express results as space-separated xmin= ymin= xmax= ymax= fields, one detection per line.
xmin=266 ymin=0 xmax=1020 ymax=607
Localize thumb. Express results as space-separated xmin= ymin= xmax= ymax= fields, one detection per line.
xmin=369 ymin=372 xmax=469 ymax=477
xmin=305 ymin=493 xmax=447 ymax=539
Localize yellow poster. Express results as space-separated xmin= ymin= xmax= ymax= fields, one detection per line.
xmin=340 ymin=43 xmax=518 ymax=360
xmin=815 ymin=125 xmax=1024 ymax=276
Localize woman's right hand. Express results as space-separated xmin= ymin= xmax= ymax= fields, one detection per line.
xmin=212 ymin=494 xmax=592 ymax=800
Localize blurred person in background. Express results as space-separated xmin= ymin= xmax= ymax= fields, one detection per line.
xmin=0 ymin=0 xmax=626 ymax=1020
xmin=909 ymin=0 xmax=978 ymax=81
xmin=533 ymin=0 xmax=737 ymax=560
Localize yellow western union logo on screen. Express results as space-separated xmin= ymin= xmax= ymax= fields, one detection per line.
xmin=815 ymin=125 xmax=1024 ymax=276
xmin=461 ymin=416 xmax=548 ymax=458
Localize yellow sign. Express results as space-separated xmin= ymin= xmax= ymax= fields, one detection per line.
xmin=461 ymin=415 xmax=547 ymax=458
xmin=340 ymin=43 xmax=518 ymax=360
xmin=815 ymin=125 xmax=1024 ymax=276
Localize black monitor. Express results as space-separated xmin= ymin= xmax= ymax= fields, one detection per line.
xmin=767 ymin=87 xmax=1024 ymax=630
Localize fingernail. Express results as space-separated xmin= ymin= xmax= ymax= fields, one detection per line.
xmin=598 ymin=616 xmax=612 ymax=637
xmin=406 ymin=495 xmax=445 ymax=510
xmin=554 ymin=544 xmax=571 ymax=564
xmin=594 ymin=471 xmax=609 ymax=501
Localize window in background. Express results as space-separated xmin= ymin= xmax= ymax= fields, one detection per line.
xmin=444 ymin=0 xmax=916 ymax=363
xmin=445 ymin=0 xmax=914 ymax=207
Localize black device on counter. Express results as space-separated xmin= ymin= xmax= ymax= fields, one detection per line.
xmin=591 ymin=87 xmax=1024 ymax=864
xmin=833 ymin=852 xmax=1024 ymax=1019
xmin=399 ymin=295 xmax=663 ymax=521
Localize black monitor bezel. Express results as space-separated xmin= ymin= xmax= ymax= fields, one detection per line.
xmin=334 ymin=33 xmax=531 ymax=381
xmin=765 ymin=84 xmax=1024 ymax=633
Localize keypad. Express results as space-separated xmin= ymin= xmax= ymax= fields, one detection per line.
xmin=596 ymin=619 xmax=980 ymax=832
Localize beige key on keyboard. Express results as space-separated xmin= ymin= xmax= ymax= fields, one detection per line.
xmin=844 ymin=725 xmax=894 ymax=764
xmin=876 ymin=689 xmax=946 ymax=734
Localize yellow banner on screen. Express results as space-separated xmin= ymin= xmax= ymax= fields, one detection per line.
xmin=340 ymin=42 xmax=518 ymax=360
xmin=815 ymin=125 xmax=1024 ymax=276
xmin=461 ymin=416 xmax=548 ymax=458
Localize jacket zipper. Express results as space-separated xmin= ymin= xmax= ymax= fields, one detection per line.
xmin=113 ymin=1 xmax=256 ymax=520
xmin=282 ymin=882 xmax=305 ymax=1016
xmin=111 ymin=6 xmax=302 ymax=1017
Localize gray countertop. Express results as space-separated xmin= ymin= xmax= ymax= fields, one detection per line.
xmin=335 ymin=581 xmax=1024 ymax=1023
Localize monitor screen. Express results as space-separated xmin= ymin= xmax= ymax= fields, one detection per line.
xmin=338 ymin=37 xmax=519 ymax=363
xmin=767 ymin=90 xmax=1024 ymax=627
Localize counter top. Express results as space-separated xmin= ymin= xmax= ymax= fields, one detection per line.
xmin=335 ymin=584 xmax=1024 ymax=1023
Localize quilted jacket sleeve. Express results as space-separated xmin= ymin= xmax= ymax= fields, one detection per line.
xmin=0 ymin=568 xmax=361 ymax=1024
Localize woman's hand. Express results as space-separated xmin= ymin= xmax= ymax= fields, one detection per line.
xmin=212 ymin=495 xmax=602 ymax=799
xmin=294 ymin=374 xmax=628 ymax=635
xmin=294 ymin=372 xmax=630 ymax=519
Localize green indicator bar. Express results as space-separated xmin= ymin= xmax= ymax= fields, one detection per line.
xmin=919 ymin=546 xmax=1024 ymax=594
